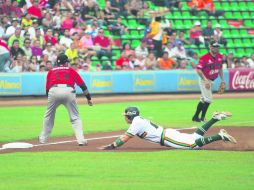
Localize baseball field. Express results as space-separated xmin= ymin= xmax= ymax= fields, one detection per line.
xmin=0 ymin=93 xmax=254 ymax=190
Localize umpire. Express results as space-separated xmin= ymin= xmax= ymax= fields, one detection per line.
xmin=39 ymin=53 xmax=93 ymax=146
xmin=192 ymin=40 xmax=225 ymax=122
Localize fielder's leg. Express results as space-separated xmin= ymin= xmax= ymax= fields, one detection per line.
xmin=198 ymin=78 xmax=213 ymax=122
xmin=39 ymin=89 xmax=60 ymax=143
xmin=65 ymin=89 xmax=86 ymax=145
xmin=192 ymin=101 xmax=204 ymax=122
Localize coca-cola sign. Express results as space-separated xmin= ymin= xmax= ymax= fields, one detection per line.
xmin=229 ymin=69 xmax=254 ymax=90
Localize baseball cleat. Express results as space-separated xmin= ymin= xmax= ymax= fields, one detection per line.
xmin=192 ymin=116 xmax=201 ymax=122
xmin=219 ymin=129 xmax=237 ymax=144
xmin=38 ymin=136 xmax=46 ymax=144
xmin=212 ymin=112 xmax=232 ymax=120
xmin=78 ymin=140 xmax=88 ymax=146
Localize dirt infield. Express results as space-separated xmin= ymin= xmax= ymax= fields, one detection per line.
xmin=0 ymin=127 xmax=254 ymax=154
xmin=0 ymin=92 xmax=253 ymax=153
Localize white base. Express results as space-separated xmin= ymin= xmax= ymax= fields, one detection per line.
xmin=2 ymin=142 xmax=34 ymax=149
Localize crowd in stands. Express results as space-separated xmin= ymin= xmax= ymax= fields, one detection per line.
xmin=0 ymin=0 xmax=253 ymax=73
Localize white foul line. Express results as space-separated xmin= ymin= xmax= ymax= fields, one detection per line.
xmin=33 ymin=135 xmax=121 ymax=147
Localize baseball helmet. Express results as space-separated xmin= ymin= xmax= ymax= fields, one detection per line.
xmin=56 ymin=53 xmax=69 ymax=66
xmin=124 ymin=106 xmax=140 ymax=121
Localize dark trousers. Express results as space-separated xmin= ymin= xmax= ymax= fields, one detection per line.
xmin=152 ymin=39 xmax=163 ymax=58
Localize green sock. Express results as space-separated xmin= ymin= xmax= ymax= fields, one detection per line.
xmin=195 ymin=118 xmax=218 ymax=136
xmin=195 ymin=134 xmax=222 ymax=147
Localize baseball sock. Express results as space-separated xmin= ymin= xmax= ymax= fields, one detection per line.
xmin=195 ymin=134 xmax=222 ymax=147
xmin=193 ymin=101 xmax=204 ymax=119
xmin=201 ymin=102 xmax=210 ymax=120
xmin=195 ymin=118 xmax=218 ymax=136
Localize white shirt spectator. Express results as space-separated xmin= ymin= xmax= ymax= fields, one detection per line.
xmin=247 ymin=54 xmax=254 ymax=68
xmin=59 ymin=36 xmax=73 ymax=48
xmin=135 ymin=43 xmax=149 ymax=58
xmin=171 ymin=41 xmax=187 ymax=59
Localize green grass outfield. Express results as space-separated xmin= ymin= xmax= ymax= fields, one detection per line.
xmin=0 ymin=98 xmax=254 ymax=190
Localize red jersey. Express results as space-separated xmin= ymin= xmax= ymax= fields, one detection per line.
xmin=196 ymin=52 xmax=223 ymax=81
xmin=46 ymin=66 xmax=85 ymax=91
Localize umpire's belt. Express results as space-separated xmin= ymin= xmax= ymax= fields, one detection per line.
xmin=52 ymin=84 xmax=73 ymax=88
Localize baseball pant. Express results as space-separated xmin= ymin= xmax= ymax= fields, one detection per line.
xmin=39 ymin=85 xmax=86 ymax=144
xmin=199 ymin=78 xmax=213 ymax=103
xmin=161 ymin=128 xmax=202 ymax=149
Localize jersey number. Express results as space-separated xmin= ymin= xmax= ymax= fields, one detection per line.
xmin=55 ymin=73 xmax=70 ymax=80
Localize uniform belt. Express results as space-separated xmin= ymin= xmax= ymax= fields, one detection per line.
xmin=52 ymin=84 xmax=73 ymax=88
xmin=160 ymin=129 xmax=165 ymax=146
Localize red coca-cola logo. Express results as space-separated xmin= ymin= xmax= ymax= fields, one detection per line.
xmin=232 ymin=70 xmax=254 ymax=89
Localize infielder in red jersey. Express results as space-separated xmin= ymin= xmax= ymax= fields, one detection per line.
xmin=192 ymin=40 xmax=224 ymax=122
xmin=39 ymin=54 xmax=93 ymax=146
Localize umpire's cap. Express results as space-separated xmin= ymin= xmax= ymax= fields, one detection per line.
xmin=56 ymin=53 xmax=69 ymax=65
xmin=209 ymin=40 xmax=220 ymax=48
xmin=124 ymin=106 xmax=140 ymax=121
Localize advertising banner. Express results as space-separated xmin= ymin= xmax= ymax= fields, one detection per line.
xmin=229 ymin=69 xmax=254 ymax=91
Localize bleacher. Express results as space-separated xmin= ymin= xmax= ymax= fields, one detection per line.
xmin=99 ymin=0 xmax=254 ymax=63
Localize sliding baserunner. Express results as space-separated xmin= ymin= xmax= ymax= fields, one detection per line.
xmin=99 ymin=106 xmax=236 ymax=150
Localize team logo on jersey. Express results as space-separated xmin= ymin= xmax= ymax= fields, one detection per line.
xmin=208 ymin=59 xmax=213 ymax=64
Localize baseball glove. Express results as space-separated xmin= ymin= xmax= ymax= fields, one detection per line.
xmin=218 ymin=82 xmax=226 ymax=94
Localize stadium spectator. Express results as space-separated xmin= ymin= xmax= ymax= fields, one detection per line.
xmin=189 ymin=21 xmax=204 ymax=47
xmin=1 ymin=0 xmax=15 ymax=17
xmin=109 ymin=0 xmax=128 ymax=17
xmin=10 ymin=40 xmax=25 ymax=59
xmin=52 ymin=10 xmax=62 ymax=30
xmin=202 ymin=21 xmax=214 ymax=48
xmin=72 ymin=0 xmax=84 ymax=11
xmin=22 ymin=38 xmax=33 ymax=59
xmin=61 ymin=12 xmax=74 ymax=30
xmin=44 ymin=28 xmax=58 ymax=46
xmin=65 ymin=42 xmax=79 ymax=63
xmin=10 ymin=53 xmax=24 ymax=72
xmin=31 ymin=39 xmax=43 ymax=58
xmin=21 ymin=13 xmax=33 ymax=28
xmin=26 ymin=0 xmax=43 ymax=19
xmin=213 ymin=23 xmax=227 ymax=47
xmin=177 ymin=30 xmax=191 ymax=46
xmin=79 ymin=32 xmax=97 ymax=57
xmin=43 ymin=42 xmax=57 ymax=63
xmin=28 ymin=19 xmax=43 ymax=39
xmin=42 ymin=11 xmax=54 ymax=31
xmin=247 ymin=53 xmax=254 ymax=68
xmin=171 ymin=41 xmax=187 ymax=64
xmin=146 ymin=16 xmax=170 ymax=58
xmin=127 ymin=0 xmax=143 ymax=16
xmin=144 ymin=52 xmax=158 ymax=70
xmin=189 ymin=0 xmax=223 ymax=18
xmin=115 ymin=52 xmax=129 ymax=70
xmin=239 ymin=56 xmax=249 ymax=68
xmin=32 ymin=28 xmax=45 ymax=48
xmin=157 ymin=51 xmax=176 ymax=70
xmin=26 ymin=55 xmax=38 ymax=72
xmin=93 ymin=28 xmax=113 ymax=60
xmin=122 ymin=42 xmax=135 ymax=57
xmin=5 ymin=18 xmax=20 ymax=40
xmin=109 ymin=17 xmax=128 ymax=36
xmin=70 ymin=21 xmax=83 ymax=36
xmin=163 ymin=42 xmax=174 ymax=58
xmin=101 ymin=1 xmax=117 ymax=24
xmin=135 ymin=40 xmax=149 ymax=59
xmin=0 ymin=19 xmax=6 ymax=39
xmin=59 ymin=28 xmax=73 ymax=49
xmin=187 ymin=52 xmax=199 ymax=69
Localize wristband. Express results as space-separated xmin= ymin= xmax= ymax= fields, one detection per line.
xmin=113 ymin=138 xmax=124 ymax=147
